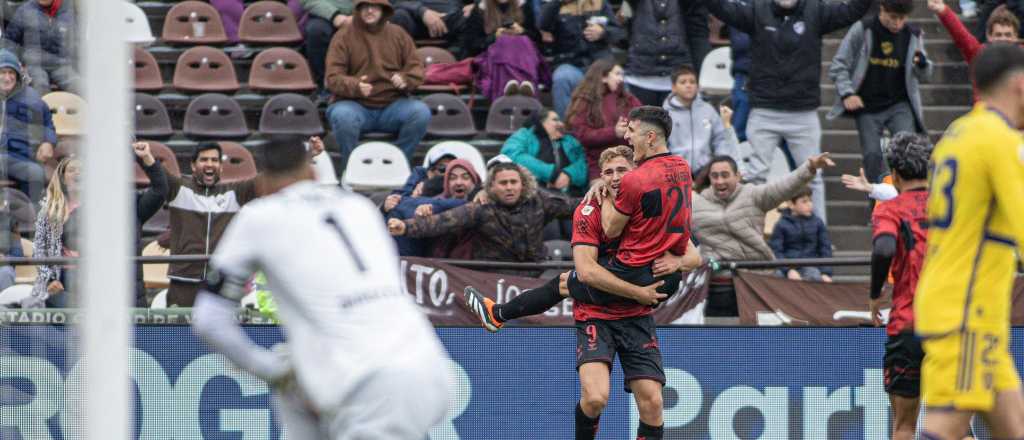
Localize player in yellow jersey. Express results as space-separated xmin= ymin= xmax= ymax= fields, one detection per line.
xmin=915 ymin=43 xmax=1024 ymax=439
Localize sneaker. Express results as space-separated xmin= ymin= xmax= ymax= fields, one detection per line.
xmin=518 ymin=80 xmax=535 ymax=97
xmin=503 ymin=80 xmax=520 ymax=97
xmin=463 ymin=286 xmax=503 ymax=332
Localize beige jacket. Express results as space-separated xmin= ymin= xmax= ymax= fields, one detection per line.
xmin=692 ymin=163 xmax=816 ymax=262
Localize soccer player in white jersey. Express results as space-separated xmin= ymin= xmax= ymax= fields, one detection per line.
xmin=191 ymin=135 xmax=452 ymax=440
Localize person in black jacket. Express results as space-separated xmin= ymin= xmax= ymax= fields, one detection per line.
xmin=392 ymin=0 xmax=486 ymax=58
xmin=768 ymin=188 xmax=833 ymax=282
xmin=541 ymin=0 xmax=627 ymax=117
xmin=704 ymin=0 xmax=873 ymax=224
xmin=132 ymin=141 xmax=169 ymax=307
xmin=622 ymin=0 xmax=711 ymax=106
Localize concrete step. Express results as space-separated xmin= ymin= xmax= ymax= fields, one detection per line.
xmin=819 ymin=105 xmax=967 ymax=131
xmin=825 ymin=17 xmax=976 ymax=39
xmin=820 ymin=129 xmax=946 ymax=155
xmin=820 ymin=84 xmax=972 ymax=107
xmin=828 ymin=225 xmax=873 ymax=251
xmin=821 ymin=61 xmax=969 ymax=84
xmin=824 ymin=39 xmax=966 ymax=63
xmin=827 ymin=200 xmax=871 ymax=226
xmin=821 ymin=152 xmax=863 ymax=177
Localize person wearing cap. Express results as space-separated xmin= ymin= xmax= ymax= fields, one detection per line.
xmin=324 ymin=0 xmax=431 ymax=166
xmin=4 ymin=0 xmax=79 ymax=94
xmin=0 ymin=48 xmax=53 ymax=202
xmin=384 ymin=158 xmax=482 ymax=256
xmin=389 ymin=146 xmax=455 ymax=198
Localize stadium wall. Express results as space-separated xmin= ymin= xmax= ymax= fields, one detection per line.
xmin=4 ymin=326 xmax=1024 ymax=439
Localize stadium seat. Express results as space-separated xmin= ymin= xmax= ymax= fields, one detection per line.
xmin=218 ymin=141 xmax=258 ymax=183
xmin=258 ymin=93 xmax=324 ymax=136
xmin=183 ymin=93 xmax=249 ymax=139
xmin=342 ymin=142 xmax=411 ymax=191
xmin=238 ymin=1 xmax=303 ymax=45
xmin=132 ymin=47 xmax=164 ymax=92
xmin=134 ymin=141 xmax=181 ymax=186
xmin=162 ymin=1 xmax=229 ymax=45
xmin=421 ymin=141 xmax=486 ymax=178
xmin=172 ymin=46 xmax=240 ymax=93
xmin=313 ymin=151 xmax=339 ymax=185
xmin=416 ymin=47 xmax=456 ymax=67
xmin=485 ymin=95 xmax=541 ymax=138
xmin=699 ymin=46 xmax=733 ymax=95
xmin=134 ymin=93 xmax=174 ymax=139
xmin=150 ymin=289 xmax=168 ymax=308
xmin=423 ymin=93 xmax=476 ymax=139
xmin=42 ymin=92 xmax=85 ymax=137
xmin=0 ymin=284 xmax=32 ymax=307
xmin=142 ymin=241 xmax=170 ymax=291
xmin=123 ymin=2 xmax=155 ymax=46
xmin=14 ymin=238 xmax=36 ymax=285
xmin=248 ymin=48 xmax=316 ymax=92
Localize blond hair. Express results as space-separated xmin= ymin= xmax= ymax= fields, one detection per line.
xmin=598 ymin=145 xmax=634 ymax=170
xmin=44 ymin=157 xmax=78 ymax=224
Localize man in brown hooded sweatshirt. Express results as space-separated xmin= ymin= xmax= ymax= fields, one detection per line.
xmin=324 ymin=0 xmax=431 ymax=166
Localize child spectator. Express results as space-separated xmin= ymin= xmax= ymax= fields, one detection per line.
xmin=663 ymin=64 xmax=739 ymax=189
xmin=769 ymin=188 xmax=834 ymax=282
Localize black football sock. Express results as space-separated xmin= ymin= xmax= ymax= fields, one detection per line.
xmin=575 ymin=402 xmax=600 ymax=440
xmin=491 ymin=276 xmax=562 ymax=323
xmin=636 ymin=421 xmax=663 ymax=440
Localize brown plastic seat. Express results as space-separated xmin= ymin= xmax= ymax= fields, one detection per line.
xmin=172 ymin=46 xmax=240 ymax=93
xmin=162 ymin=1 xmax=229 ymax=45
xmin=183 ymin=93 xmax=249 ymax=139
xmin=134 ymin=141 xmax=182 ymax=186
xmin=485 ymin=95 xmax=542 ymax=138
xmin=248 ymin=48 xmax=315 ymax=92
xmin=134 ymin=93 xmax=174 ymax=139
xmin=218 ymin=141 xmax=258 ymax=183
xmin=259 ymin=93 xmax=324 ymax=136
xmin=422 ymin=93 xmax=475 ymax=139
xmin=416 ymin=47 xmax=456 ymax=67
xmin=132 ymin=47 xmax=163 ymax=92
xmin=238 ymin=1 xmax=303 ymax=45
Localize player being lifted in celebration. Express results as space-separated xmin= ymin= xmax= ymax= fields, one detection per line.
xmin=914 ymin=43 xmax=1024 ymax=440
xmin=191 ymin=135 xmax=452 ymax=440
xmin=867 ymin=132 xmax=932 ymax=440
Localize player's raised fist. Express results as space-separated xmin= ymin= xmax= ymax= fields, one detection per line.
xmin=387 ymin=218 xmax=406 ymax=236
xmin=927 ymin=0 xmax=946 ymax=13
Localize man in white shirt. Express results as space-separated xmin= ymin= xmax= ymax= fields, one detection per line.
xmin=191 ymin=135 xmax=452 ymax=440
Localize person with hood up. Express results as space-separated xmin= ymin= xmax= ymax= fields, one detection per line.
xmin=0 ymin=48 xmax=53 ymax=202
xmin=385 ymin=158 xmax=482 ymax=257
xmin=502 ymin=107 xmax=589 ymax=194
xmin=324 ymin=0 xmax=431 ymax=165
xmin=662 ymin=64 xmax=739 ymax=189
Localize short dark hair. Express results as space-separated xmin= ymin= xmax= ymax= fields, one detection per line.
xmin=790 ymin=187 xmax=813 ymax=203
xmin=191 ymin=142 xmax=222 ymax=163
xmin=885 ymin=132 xmax=932 ymax=180
xmin=670 ymin=65 xmax=698 ymax=84
xmin=261 ymin=134 xmax=311 ymax=175
xmin=627 ymin=106 xmax=672 ymax=139
xmin=987 ymin=5 xmax=1021 ymax=37
xmin=880 ymin=0 xmax=913 ymax=15
xmin=708 ymin=155 xmax=738 ymax=173
xmin=973 ymin=43 xmax=1024 ymax=94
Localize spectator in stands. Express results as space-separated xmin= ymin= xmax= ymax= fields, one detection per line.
xmin=768 ymin=188 xmax=834 ymax=282
xmin=566 ymin=59 xmax=641 ymax=179
xmin=973 ymin=0 xmax=1024 ymax=41
xmin=704 ymin=0 xmax=873 ymax=223
xmin=164 ymin=137 xmax=324 ymax=307
xmin=465 ymin=0 xmax=544 ymax=97
xmin=502 ymin=108 xmax=588 ymax=194
xmin=302 ymin=0 xmax=355 ymax=98
xmin=325 ymin=0 xmax=430 ymax=165
xmin=390 ymin=146 xmax=456 ymax=197
xmin=729 ymin=27 xmax=752 ymax=142
xmin=0 ymin=210 xmax=22 ymax=296
xmin=132 ymin=142 xmax=169 ymax=307
xmin=212 ymin=0 xmax=307 ymax=47
xmin=0 ymin=49 xmax=53 ymax=202
xmin=621 ymin=0 xmax=710 ymax=106
xmin=692 ymin=153 xmax=835 ymax=317
xmin=663 ymin=64 xmax=739 ymax=189
xmin=540 ymin=0 xmax=626 ymax=117
xmin=829 ymin=0 xmax=933 ymax=187
xmin=385 ymin=158 xmax=482 ymax=256
xmin=4 ymin=0 xmax=78 ymax=94
xmin=391 ymin=0 xmax=483 ymax=58
xmin=387 ymin=162 xmax=577 ymax=266
xmin=468 ymin=0 xmax=541 ymax=46
xmin=929 ymin=0 xmax=1020 ymax=100
xmin=26 ymin=156 xmax=78 ymax=308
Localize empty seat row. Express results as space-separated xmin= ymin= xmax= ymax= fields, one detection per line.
xmin=161 ymin=1 xmax=302 ymax=45
xmin=134 ymin=46 xmax=315 ymax=93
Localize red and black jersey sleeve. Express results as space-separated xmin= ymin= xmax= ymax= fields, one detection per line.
xmin=871 ymin=200 xmax=900 ymax=240
xmin=613 ymin=172 xmax=642 ymax=216
xmin=571 ymin=200 xmax=604 ymax=248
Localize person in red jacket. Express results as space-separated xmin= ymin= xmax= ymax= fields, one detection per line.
xmin=929 ymin=0 xmax=1019 ymax=100
xmin=566 ymin=58 xmax=643 ymax=180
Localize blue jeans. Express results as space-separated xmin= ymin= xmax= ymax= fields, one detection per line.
xmin=326 ymin=98 xmax=431 ymax=164
xmin=730 ymin=73 xmax=751 ymax=142
xmin=552 ymin=64 xmax=584 ymax=118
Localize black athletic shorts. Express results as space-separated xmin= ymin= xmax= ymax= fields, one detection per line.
xmin=575 ymin=315 xmax=665 ymax=393
xmin=568 ymin=256 xmax=682 ymax=307
xmin=884 ymin=331 xmax=924 ymax=398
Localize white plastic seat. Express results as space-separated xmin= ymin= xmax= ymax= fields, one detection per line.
xmin=150 ymin=289 xmax=168 ymax=309
xmin=341 ymin=142 xmax=411 ymax=191
xmin=421 ymin=141 xmax=486 ymax=178
xmin=42 ymin=92 xmax=85 ymax=137
xmin=123 ymin=2 xmax=156 ymax=45
xmin=142 ymin=240 xmax=169 ymax=290
xmin=699 ymin=46 xmax=733 ymax=95
xmin=0 ymin=285 xmax=33 ymax=306
xmin=14 ymin=238 xmax=36 ymax=284
xmin=313 ymin=151 xmax=339 ymax=185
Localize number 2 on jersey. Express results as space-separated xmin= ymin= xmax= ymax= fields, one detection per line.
xmin=324 ymin=215 xmax=367 ymax=272
xmin=666 ymin=186 xmax=690 ymax=233
xmin=930 ymin=158 xmax=958 ymax=229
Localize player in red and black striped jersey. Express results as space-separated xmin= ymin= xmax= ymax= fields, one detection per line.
xmin=868 ymin=132 xmax=932 ymax=440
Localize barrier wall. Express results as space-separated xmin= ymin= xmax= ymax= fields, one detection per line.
xmin=3 ymin=326 xmax=1024 ymax=439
